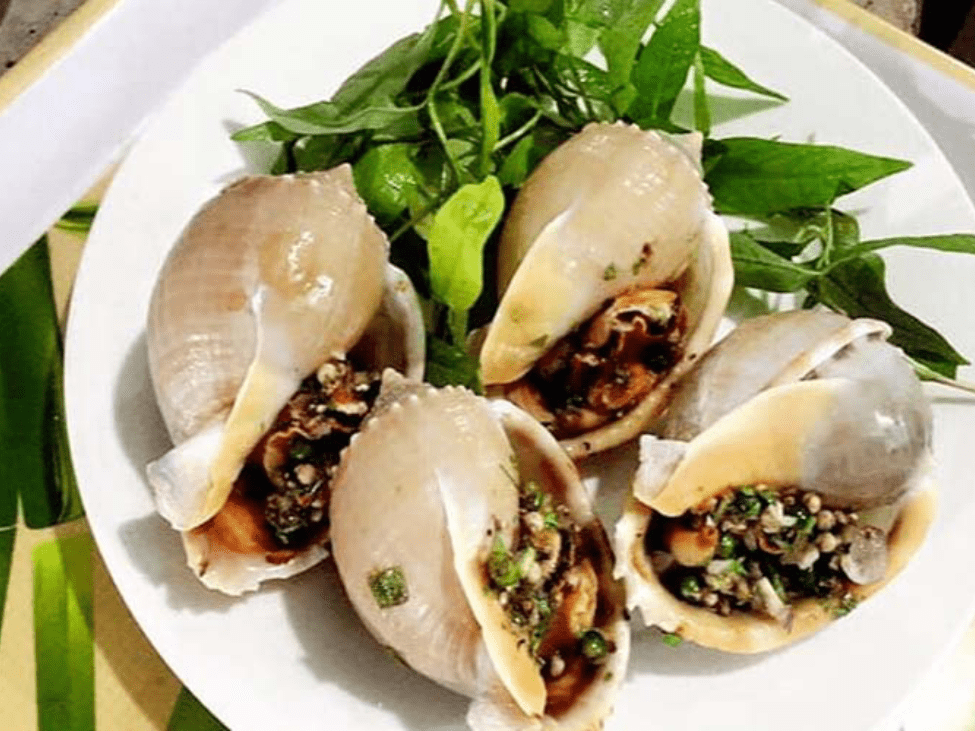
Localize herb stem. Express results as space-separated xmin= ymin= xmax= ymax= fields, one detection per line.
xmin=567 ymin=60 xmax=596 ymax=120
xmin=493 ymin=110 xmax=543 ymax=153
xmin=440 ymin=59 xmax=483 ymax=91
xmin=426 ymin=0 xmax=477 ymax=183
xmin=908 ymin=356 xmax=975 ymax=395
xmin=817 ymin=206 xmax=836 ymax=270
xmin=389 ymin=196 xmax=447 ymax=243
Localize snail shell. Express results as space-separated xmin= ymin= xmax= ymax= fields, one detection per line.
xmin=145 ymin=166 xmax=424 ymax=594
xmin=479 ymin=122 xmax=733 ymax=460
xmin=616 ymin=311 xmax=936 ymax=652
xmin=330 ymin=373 xmax=629 ymax=730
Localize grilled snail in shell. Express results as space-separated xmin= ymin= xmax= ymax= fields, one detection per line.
xmin=479 ymin=122 xmax=733 ymax=459
xmin=616 ymin=311 xmax=936 ymax=652
xmin=330 ymin=372 xmax=629 ymax=730
xmin=145 ymin=166 xmax=424 ymax=595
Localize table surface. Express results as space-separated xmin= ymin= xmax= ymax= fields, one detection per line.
xmin=1 ymin=2 xmax=974 ymax=730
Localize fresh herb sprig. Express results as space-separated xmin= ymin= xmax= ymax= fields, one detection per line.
xmin=233 ymin=0 xmax=975 ymax=387
xmin=732 ymin=208 xmax=975 ymax=380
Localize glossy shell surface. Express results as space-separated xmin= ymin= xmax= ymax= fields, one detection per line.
xmin=330 ymin=375 xmax=629 ymax=730
xmin=617 ymin=311 xmax=936 ymax=652
xmin=145 ymin=165 xmax=424 ymax=594
xmin=480 ymin=122 xmax=733 ymax=459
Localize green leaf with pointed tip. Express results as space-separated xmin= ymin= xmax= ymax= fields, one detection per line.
xmin=812 ymin=253 xmax=969 ymax=377
xmin=830 ymin=233 xmax=975 ymax=264
xmin=628 ymin=0 xmax=701 ymax=127
xmin=699 ymin=46 xmax=788 ymax=101
xmin=427 ymin=176 xmax=505 ymax=313
xmin=33 ymin=532 xmax=94 ymax=731
xmin=240 ymin=92 xmax=422 ymax=137
xmin=597 ymin=0 xmax=666 ymax=112
xmin=704 ymin=138 xmax=912 ymax=215
xmin=730 ymin=231 xmax=819 ymax=292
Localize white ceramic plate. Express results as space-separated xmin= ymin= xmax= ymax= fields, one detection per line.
xmin=65 ymin=1 xmax=975 ymax=730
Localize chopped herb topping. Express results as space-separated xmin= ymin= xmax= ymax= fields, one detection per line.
xmin=649 ymin=484 xmax=883 ymax=625
xmin=580 ymin=629 xmax=609 ymax=661
xmin=485 ymin=471 xmax=613 ymax=682
xmin=241 ymin=357 xmax=381 ymax=547
xmin=661 ymin=633 xmax=683 ymax=648
xmin=370 ymin=566 xmax=409 ymax=609
xmin=488 ymin=537 xmax=521 ymax=588
xmin=603 ymin=264 xmax=618 ymax=281
xmin=833 ymin=593 xmax=859 ymax=617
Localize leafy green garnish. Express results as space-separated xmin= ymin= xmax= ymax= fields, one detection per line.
xmin=731 ymin=208 xmax=975 ymax=378
xmin=233 ymin=0 xmax=975 ymax=388
xmin=698 ymin=46 xmax=788 ymax=102
xmin=661 ymin=632 xmax=683 ymax=647
xmin=628 ymin=0 xmax=700 ymax=128
xmin=488 ymin=536 xmax=521 ymax=588
xmin=704 ymin=138 xmax=912 ymax=215
xmin=369 ymin=566 xmax=410 ymax=609
xmin=427 ymin=176 xmax=505 ymax=344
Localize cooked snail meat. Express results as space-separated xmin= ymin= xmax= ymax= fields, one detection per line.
xmin=480 ymin=122 xmax=733 ymax=459
xmin=145 ymin=166 xmax=425 ymax=594
xmin=505 ymin=287 xmax=687 ymax=439
xmin=616 ymin=311 xmax=936 ymax=653
xmin=648 ymin=484 xmax=885 ymax=628
xmin=330 ymin=374 xmax=629 ymax=729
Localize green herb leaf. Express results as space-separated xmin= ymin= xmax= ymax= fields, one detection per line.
xmin=33 ymin=532 xmax=94 ymax=731
xmin=167 ymin=687 xmax=228 ymax=731
xmin=811 ymin=253 xmax=969 ymax=376
xmin=240 ymin=92 xmax=421 ymax=137
xmin=730 ymin=231 xmax=818 ymax=292
xmin=661 ymin=632 xmax=683 ymax=647
xmin=352 ymin=143 xmax=429 ymax=224
xmin=229 ymin=120 xmax=296 ymax=143
xmin=488 ymin=536 xmax=521 ymax=588
xmin=331 ymin=14 xmax=445 ymax=112
xmin=427 ymin=175 xmax=505 ymax=314
xmin=597 ymin=0 xmax=666 ymax=113
xmin=628 ymin=0 xmax=701 ymax=127
xmin=704 ymin=138 xmax=912 ymax=215
xmin=830 ymin=233 xmax=975 ymax=265
xmin=698 ymin=46 xmax=788 ymax=101
xmin=692 ymin=50 xmax=710 ymax=136
xmin=425 ymin=336 xmax=482 ymax=390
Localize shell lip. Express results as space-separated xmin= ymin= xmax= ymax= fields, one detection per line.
xmin=475 ymin=400 xmax=630 ymax=723
xmin=145 ymin=165 xmax=427 ymax=594
xmin=618 ymin=366 xmax=937 ymax=652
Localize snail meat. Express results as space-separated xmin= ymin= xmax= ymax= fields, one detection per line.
xmin=480 ymin=122 xmax=733 ymax=459
xmin=145 ymin=166 xmax=424 ymax=595
xmin=616 ymin=311 xmax=936 ymax=653
xmin=330 ymin=373 xmax=629 ymax=729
